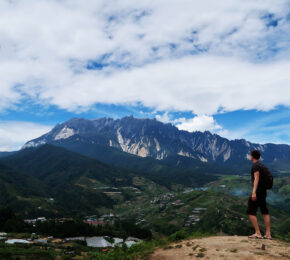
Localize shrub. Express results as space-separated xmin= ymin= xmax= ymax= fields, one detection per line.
xmin=168 ymin=230 xmax=188 ymax=242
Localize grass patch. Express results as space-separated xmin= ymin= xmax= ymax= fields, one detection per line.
xmin=186 ymin=242 xmax=193 ymax=247
xmin=163 ymin=246 xmax=173 ymax=250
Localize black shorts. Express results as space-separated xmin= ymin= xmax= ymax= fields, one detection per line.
xmin=246 ymin=192 xmax=269 ymax=216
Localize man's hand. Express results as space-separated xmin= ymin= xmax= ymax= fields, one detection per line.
xmin=252 ymin=193 xmax=257 ymax=201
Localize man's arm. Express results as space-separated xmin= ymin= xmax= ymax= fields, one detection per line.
xmin=252 ymin=171 xmax=260 ymax=201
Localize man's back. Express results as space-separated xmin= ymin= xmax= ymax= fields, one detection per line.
xmin=251 ymin=162 xmax=272 ymax=191
xmin=251 ymin=161 xmax=269 ymax=192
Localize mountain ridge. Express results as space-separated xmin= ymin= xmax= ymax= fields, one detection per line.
xmin=22 ymin=116 xmax=290 ymax=171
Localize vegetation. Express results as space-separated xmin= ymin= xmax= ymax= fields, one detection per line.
xmin=0 ymin=208 xmax=152 ymax=241
xmin=0 ymin=145 xmax=219 ymax=217
xmin=0 ymin=208 xmax=28 ymax=233
xmin=35 ymin=220 xmax=152 ymax=240
xmin=0 ymin=145 xmax=289 ymax=258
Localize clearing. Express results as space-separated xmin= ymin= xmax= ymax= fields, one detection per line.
xmin=150 ymin=236 xmax=290 ymax=260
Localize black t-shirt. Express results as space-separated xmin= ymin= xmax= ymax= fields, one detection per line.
xmin=251 ymin=162 xmax=267 ymax=194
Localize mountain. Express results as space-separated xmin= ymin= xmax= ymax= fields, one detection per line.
xmin=0 ymin=162 xmax=48 ymax=215
xmin=0 ymin=145 xmax=137 ymax=217
xmin=23 ymin=116 xmax=290 ymax=171
xmin=0 ymin=151 xmax=15 ymax=158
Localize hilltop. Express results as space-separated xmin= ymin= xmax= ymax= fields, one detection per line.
xmin=150 ymin=236 xmax=290 ymax=260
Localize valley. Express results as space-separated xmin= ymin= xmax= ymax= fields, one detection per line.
xmin=0 ymin=117 xmax=290 ymax=259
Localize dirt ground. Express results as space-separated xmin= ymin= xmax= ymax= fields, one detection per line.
xmin=150 ymin=236 xmax=290 ymax=260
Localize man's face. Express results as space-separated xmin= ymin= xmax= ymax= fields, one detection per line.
xmin=251 ymin=156 xmax=258 ymax=162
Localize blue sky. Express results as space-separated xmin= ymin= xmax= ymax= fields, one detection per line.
xmin=1 ymin=0 xmax=290 ymax=150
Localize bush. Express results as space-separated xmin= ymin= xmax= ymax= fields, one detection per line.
xmin=168 ymin=230 xmax=188 ymax=242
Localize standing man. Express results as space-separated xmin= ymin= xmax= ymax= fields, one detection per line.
xmin=247 ymin=150 xmax=272 ymax=239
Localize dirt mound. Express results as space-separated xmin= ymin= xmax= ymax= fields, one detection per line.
xmin=150 ymin=236 xmax=290 ymax=260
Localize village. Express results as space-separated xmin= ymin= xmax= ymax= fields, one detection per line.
xmin=0 ymin=230 xmax=142 ymax=260
xmin=0 ymin=187 xmax=211 ymax=259
xmin=0 ymin=213 xmax=143 ymax=251
xmin=113 ymin=189 xmax=209 ymax=233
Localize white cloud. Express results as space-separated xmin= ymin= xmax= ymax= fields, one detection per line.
xmin=175 ymin=115 xmax=222 ymax=132
xmin=156 ymin=112 xmax=171 ymax=123
xmin=0 ymin=121 xmax=52 ymax=151
xmin=0 ymin=0 xmax=290 ymax=115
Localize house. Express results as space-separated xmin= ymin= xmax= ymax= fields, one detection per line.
xmin=37 ymin=217 xmax=47 ymax=222
xmin=24 ymin=219 xmax=37 ymax=224
xmin=125 ymin=241 xmax=137 ymax=247
xmin=85 ymin=220 xmax=105 ymax=225
xmin=124 ymin=237 xmax=142 ymax=247
xmin=5 ymin=239 xmax=30 ymax=244
xmin=112 ymin=237 xmax=123 ymax=245
xmin=101 ymin=213 xmax=115 ymax=218
xmin=126 ymin=237 xmax=142 ymax=242
xmin=34 ymin=238 xmax=48 ymax=244
xmin=86 ymin=237 xmax=112 ymax=248
xmin=65 ymin=236 xmax=85 ymax=241
xmin=51 ymin=238 xmax=64 ymax=244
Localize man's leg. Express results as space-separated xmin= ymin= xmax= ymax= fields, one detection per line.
xmin=247 ymin=197 xmax=262 ymax=237
xmin=260 ymin=194 xmax=271 ymax=238
xmin=263 ymin=214 xmax=271 ymax=237
xmin=248 ymin=215 xmax=262 ymax=236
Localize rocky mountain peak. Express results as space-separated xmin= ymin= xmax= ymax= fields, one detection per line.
xmin=22 ymin=117 xmax=290 ymax=168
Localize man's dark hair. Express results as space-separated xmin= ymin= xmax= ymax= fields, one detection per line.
xmin=251 ymin=150 xmax=261 ymax=160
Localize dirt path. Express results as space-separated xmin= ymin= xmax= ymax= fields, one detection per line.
xmin=150 ymin=236 xmax=290 ymax=260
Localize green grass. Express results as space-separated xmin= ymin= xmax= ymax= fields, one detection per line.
xmin=0 ymin=245 xmax=57 ymax=260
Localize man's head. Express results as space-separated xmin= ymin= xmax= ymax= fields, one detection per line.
xmin=251 ymin=150 xmax=261 ymax=162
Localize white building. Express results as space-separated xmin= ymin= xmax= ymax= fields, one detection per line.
xmin=86 ymin=237 xmax=112 ymax=248
xmin=5 ymin=239 xmax=30 ymax=245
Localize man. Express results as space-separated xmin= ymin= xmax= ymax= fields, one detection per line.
xmin=247 ymin=150 xmax=272 ymax=239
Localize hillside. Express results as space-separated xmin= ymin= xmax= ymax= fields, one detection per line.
xmin=150 ymin=236 xmax=290 ymax=259
xmin=1 ymin=145 xmax=290 ymax=239
xmin=0 ymin=145 xmax=143 ymax=217
xmin=0 ymin=151 xmax=15 ymax=158
xmin=114 ymin=187 xmax=290 ymax=239
xmin=0 ymin=145 xmax=218 ymax=217
xmin=0 ymin=163 xmax=46 ymax=213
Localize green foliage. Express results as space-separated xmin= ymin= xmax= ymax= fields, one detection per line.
xmin=0 ymin=145 xmax=136 ymax=216
xmin=275 ymin=218 xmax=290 ymax=241
xmin=152 ymin=222 xmax=180 ymax=236
xmin=168 ymin=230 xmax=188 ymax=242
xmin=0 ymin=208 xmax=28 ymax=233
xmin=0 ymin=245 xmax=56 ymax=260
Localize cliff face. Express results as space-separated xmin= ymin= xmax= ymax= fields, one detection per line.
xmin=23 ymin=116 xmax=290 ymax=169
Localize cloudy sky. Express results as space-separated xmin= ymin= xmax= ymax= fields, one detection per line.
xmin=1 ymin=0 xmax=290 ymax=151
